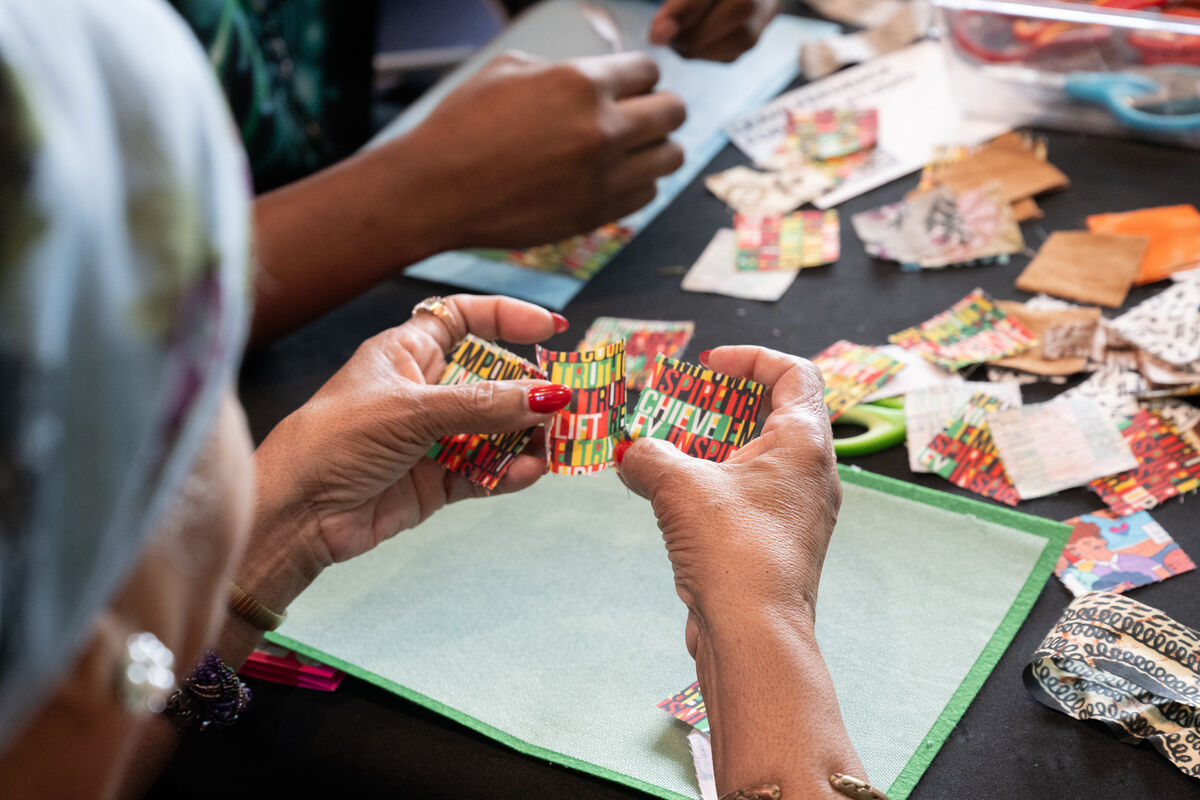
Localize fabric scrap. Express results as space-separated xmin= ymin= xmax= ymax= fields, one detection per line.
xmin=537 ymin=342 xmax=626 ymax=475
xmin=992 ymin=300 xmax=1101 ymax=376
xmin=1016 ymin=231 xmax=1148 ymax=308
xmin=658 ymin=681 xmax=709 ymax=734
xmin=1110 ymin=278 xmax=1200 ymax=367
xmin=1088 ymin=410 xmax=1200 ymax=516
xmin=985 ymin=397 xmax=1137 ymax=500
xmin=681 ymin=228 xmax=797 ymax=302
xmin=577 ymin=317 xmax=694 ymax=391
xmin=704 ymin=164 xmax=833 ymax=216
xmin=1056 ymin=510 xmax=1194 ymax=597
xmin=427 ymin=335 xmax=548 ymax=491
xmin=626 ymin=355 xmax=764 ymax=462
xmin=811 ymin=340 xmax=905 ymax=421
xmin=1024 ymin=592 xmax=1200 ymax=780
xmin=918 ymin=391 xmax=1021 ymax=505
xmin=1087 ymin=204 xmax=1200 ymax=285
xmin=890 ymin=288 xmax=1036 ymax=370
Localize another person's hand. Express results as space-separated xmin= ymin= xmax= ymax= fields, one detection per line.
xmin=248 ymin=295 xmax=570 ymax=585
xmin=616 ymin=346 xmax=840 ymax=653
xmin=650 ymin=0 xmax=780 ymax=62
xmin=401 ymin=51 xmax=686 ymax=249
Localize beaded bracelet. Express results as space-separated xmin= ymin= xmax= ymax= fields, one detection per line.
xmin=163 ymin=650 xmax=252 ymax=731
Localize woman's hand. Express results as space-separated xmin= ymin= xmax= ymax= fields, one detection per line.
xmin=616 ymin=345 xmax=841 ymax=650
xmin=650 ymin=0 xmax=781 ymax=63
xmin=617 ymin=346 xmax=864 ymax=798
xmin=242 ymin=295 xmax=570 ymax=614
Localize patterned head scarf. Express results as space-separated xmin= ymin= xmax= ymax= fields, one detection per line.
xmin=0 ymin=0 xmax=251 ymax=744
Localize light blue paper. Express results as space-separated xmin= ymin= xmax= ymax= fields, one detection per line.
xmin=381 ymin=1 xmax=838 ymax=309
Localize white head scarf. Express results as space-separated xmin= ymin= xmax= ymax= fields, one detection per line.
xmin=0 ymin=0 xmax=251 ymax=745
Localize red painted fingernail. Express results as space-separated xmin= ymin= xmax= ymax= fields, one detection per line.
xmin=551 ymin=313 xmax=570 ymax=334
xmin=528 ymin=384 xmax=572 ymax=413
xmin=699 ymin=349 xmax=712 ymax=366
xmin=614 ymin=439 xmax=632 ymax=466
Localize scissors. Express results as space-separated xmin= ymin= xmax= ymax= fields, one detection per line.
xmin=982 ymin=63 xmax=1200 ymax=132
xmin=833 ymin=397 xmax=907 ymax=458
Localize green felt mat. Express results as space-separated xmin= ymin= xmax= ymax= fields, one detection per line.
xmin=270 ymin=465 xmax=1068 ymax=799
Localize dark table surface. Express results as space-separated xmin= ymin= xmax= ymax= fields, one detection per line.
xmin=150 ymin=103 xmax=1200 ymax=799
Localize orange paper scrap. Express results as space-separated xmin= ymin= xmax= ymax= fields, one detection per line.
xmin=1087 ymin=205 xmax=1200 ymax=285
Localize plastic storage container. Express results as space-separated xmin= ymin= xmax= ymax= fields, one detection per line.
xmin=934 ymin=0 xmax=1200 ymax=148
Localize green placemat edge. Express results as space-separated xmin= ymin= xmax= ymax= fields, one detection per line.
xmin=264 ymin=630 xmax=693 ymax=800
xmin=267 ymin=465 xmax=1070 ymax=800
xmin=836 ymin=466 xmax=1071 ymax=799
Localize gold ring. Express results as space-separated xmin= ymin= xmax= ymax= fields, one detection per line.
xmin=411 ymin=296 xmax=460 ymax=345
xmin=830 ymin=774 xmax=890 ymax=800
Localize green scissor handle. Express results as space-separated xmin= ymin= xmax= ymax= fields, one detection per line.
xmin=833 ymin=399 xmax=906 ymax=458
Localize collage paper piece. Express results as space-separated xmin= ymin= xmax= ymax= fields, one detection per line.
xmin=704 ymin=165 xmax=833 ymax=216
xmin=658 ymin=681 xmax=709 ymax=734
xmin=852 ymin=184 xmax=1023 ymax=270
xmin=812 ymin=341 xmax=906 ymax=421
xmin=734 ymin=211 xmax=840 ymax=271
xmin=1110 ymin=278 xmax=1200 ymax=368
xmin=474 ymin=222 xmax=633 ymax=281
xmin=889 ymin=288 xmax=1036 ymax=370
xmin=781 ymin=107 xmax=879 ymax=161
xmin=904 ymin=381 xmax=1020 ymax=472
xmin=1088 ymin=410 xmax=1200 ymax=516
xmin=427 ymin=335 xmax=548 ymax=491
xmin=1087 ymin=204 xmax=1200 ymax=285
xmin=1056 ymin=510 xmax=1195 ymax=597
xmin=918 ymin=392 xmax=1021 ymax=506
xmin=681 ymin=228 xmax=798 ymax=302
xmin=862 ymin=344 xmax=961 ymax=403
xmin=577 ymin=317 xmax=695 ymax=391
xmin=991 ymin=300 xmax=1102 ymax=377
xmin=985 ymin=397 xmax=1137 ymax=500
xmin=537 ymin=342 xmax=627 ymax=476
xmin=626 ymin=355 xmax=764 ymax=462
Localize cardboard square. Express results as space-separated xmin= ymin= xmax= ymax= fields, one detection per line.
xmin=1016 ymin=231 xmax=1148 ymax=308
